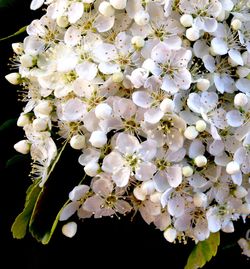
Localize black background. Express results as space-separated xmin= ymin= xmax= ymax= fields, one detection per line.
xmin=0 ymin=1 xmax=249 ymax=268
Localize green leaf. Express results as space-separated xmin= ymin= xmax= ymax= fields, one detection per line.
xmin=6 ymin=154 xmax=25 ymax=168
xmin=11 ymin=180 xmax=42 ymax=239
xmin=0 ymin=118 xmax=16 ymax=132
xmin=184 ymin=232 xmax=220 ymax=269
xmin=0 ymin=26 xmax=27 ymax=41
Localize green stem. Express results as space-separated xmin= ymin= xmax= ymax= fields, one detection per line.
xmin=0 ymin=25 xmax=27 ymax=41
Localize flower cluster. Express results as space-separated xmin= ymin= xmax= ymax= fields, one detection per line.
xmin=6 ymin=0 xmax=250 ymax=242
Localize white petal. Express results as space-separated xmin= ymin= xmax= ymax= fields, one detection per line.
xmin=226 ymin=110 xmax=244 ymax=127
xmin=236 ymin=78 xmax=250 ymax=95
xmin=102 ymin=151 xmax=124 ymax=173
xmin=167 ymin=196 xmax=185 ymax=217
xmin=161 ymin=76 xmax=178 ymax=93
xmin=69 ymin=185 xmax=90 ymax=201
xmin=203 ymin=55 xmax=216 ymax=72
xmin=189 ymin=139 xmax=205 ymax=158
xmin=132 ymin=91 xmax=152 ymax=108
xmin=231 ymin=172 xmax=242 ymax=185
xmin=207 ymin=211 xmax=221 ymax=232
xmin=68 ymin=2 xmax=84 ymax=23
xmin=153 ymin=171 xmax=169 ymax=192
xmin=187 ymin=93 xmax=201 ymax=113
xmin=98 ymin=62 xmax=120 ymax=74
xmin=151 ymin=42 xmax=170 ymax=63
xmin=112 ymin=167 xmax=130 ymax=187
xmin=92 ymin=178 xmax=113 ymax=196
xmin=142 ymin=58 xmax=162 ymax=76
xmin=30 ymin=0 xmax=44 ymax=10
xmin=211 ymin=38 xmax=228 ymax=55
xmin=166 ymin=166 xmax=182 ymax=188
xmin=64 ymin=26 xmax=81 ymax=46
xmin=228 ymin=49 xmax=244 ymax=66
xmin=144 ymin=108 xmax=164 ymax=124
xmin=135 ymin=162 xmax=157 ymax=181
xmin=193 ymin=40 xmax=210 ymax=58
xmin=209 ymin=140 xmax=225 ymax=156
xmin=93 ymin=43 xmax=117 ymax=62
xmin=94 ymin=15 xmax=115 ymax=32
xmin=60 ymin=202 xmax=79 ymax=221
xmin=76 ymin=61 xmax=98 ymax=80
xmin=116 ymin=132 xmax=140 ymax=155
xmin=164 ymin=36 xmax=182 ymax=50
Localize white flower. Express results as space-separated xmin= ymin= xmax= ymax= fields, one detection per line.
xmin=62 ymin=222 xmax=77 ymax=238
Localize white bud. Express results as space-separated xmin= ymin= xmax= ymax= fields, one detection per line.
xmin=186 ymin=27 xmax=200 ymax=41
xmin=32 ymin=118 xmax=48 ymax=131
xmin=84 ymin=162 xmax=100 ymax=177
xmin=160 ymin=98 xmax=174 ymax=113
xmin=17 ymin=113 xmax=30 ymax=127
xmin=14 ymin=140 xmax=30 ymax=154
xmin=89 ymin=131 xmax=107 ymax=148
xmin=99 ymin=1 xmax=115 ymax=16
xmin=234 ymin=186 xmax=248 ymax=199
xmin=197 ymin=78 xmax=210 ymax=91
xmin=133 ymin=186 xmax=146 ymax=201
xmin=141 ymin=181 xmax=155 ymax=195
xmin=56 ymin=16 xmax=69 ymax=28
xmin=184 ymin=126 xmax=199 ymax=140
xmin=231 ymin=19 xmax=242 ymax=30
xmin=131 ymin=36 xmax=145 ymax=48
xmin=62 ymin=222 xmax=77 ymax=238
xmin=194 ymin=155 xmax=207 ymax=167
xmin=234 ymin=93 xmax=248 ymax=107
xmin=193 ymin=192 xmax=207 ymax=207
xmin=95 ymin=103 xmax=112 ymax=119
xmin=239 ymin=203 xmax=250 ymax=214
xmin=12 ymin=43 xmax=23 ymax=54
xmin=5 ymin=73 xmax=21 ymax=85
xmin=134 ymin=10 xmax=150 ymax=26
xmin=182 ymin=166 xmax=193 ymax=177
xmin=110 ymin=0 xmax=127 ymax=9
xmin=163 ymin=227 xmax=177 ymax=243
xmin=150 ymin=192 xmax=162 ymax=203
xmin=226 ymin=161 xmax=240 ymax=175
xmin=70 ymin=134 xmax=86 ymax=150
xmin=195 ymin=120 xmax=207 ymax=132
xmin=180 ymin=14 xmax=193 ymax=27
xmin=34 ymin=101 xmax=53 ymax=116
xmin=236 ymin=67 xmax=250 ymax=78
xmin=20 ymin=54 xmax=35 ymax=68
xmin=112 ymin=72 xmax=124 ymax=83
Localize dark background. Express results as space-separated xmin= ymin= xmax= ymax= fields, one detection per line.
xmin=0 ymin=1 xmax=249 ymax=268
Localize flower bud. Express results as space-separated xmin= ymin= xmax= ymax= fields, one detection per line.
xmin=95 ymin=103 xmax=112 ymax=119
xmin=197 ymin=78 xmax=210 ymax=91
xmin=226 ymin=161 xmax=240 ymax=175
xmin=194 ymin=155 xmax=207 ymax=167
xmin=70 ymin=134 xmax=86 ymax=150
xmin=216 ymin=9 xmax=225 ymax=21
xmin=131 ymin=36 xmax=145 ymax=48
xmin=231 ymin=19 xmax=242 ymax=30
xmin=234 ymin=93 xmax=248 ymax=107
xmin=180 ymin=14 xmax=193 ymax=27
xmin=184 ymin=126 xmax=199 ymax=140
xmin=5 ymin=73 xmax=21 ymax=85
xmin=32 ymin=118 xmax=48 ymax=131
xmin=182 ymin=166 xmax=193 ymax=177
xmin=133 ymin=186 xmax=146 ymax=201
xmin=160 ymin=98 xmax=174 ymax=113
xmin=150 ymin=192 xmax=162 ymax=203
xmin=17 ymin=113 xmax=31 ymax=127
xmin=234 ymin=185 xmax=248 ymax=199
xmin=56 ymin=16 xmax=69 ymax=28
xmin=34 ymin=101 xmax=53 ymax=116
xmin=99 ymin=1 xmax=115 ymax=16
xmin=186 ymin=27 xmax=200 ymax=41
xmin=110 ymin=0 xmax=127 ymax=9
xmin=20 ymin=54 xmax=35 ymax=68
xmin=193 ymin=192 xmax=207 ymax=207
xmin=222 ymin=221 xmax=234 ymax=233
xmin=196 ymin=120 xmax=207 ymax=132
xmin=89 ymin=131 xmax=107 ymax=148
xmin=134 ymin=10 xmax=150 ymax=26
xmin=62 ymin=222 xmax=77 ymax=238
xmin=163 ymin=227 xmax=177 ymax=243
xmin=12 ymin=43 xmax=23 ymax=54
xmin=84 ymin=162 xmax=100 ymax=177
xmin=14 ymin=140 xmax=30 ymax=154
xmin=112 ymin=72 xmax=124 ymax=83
